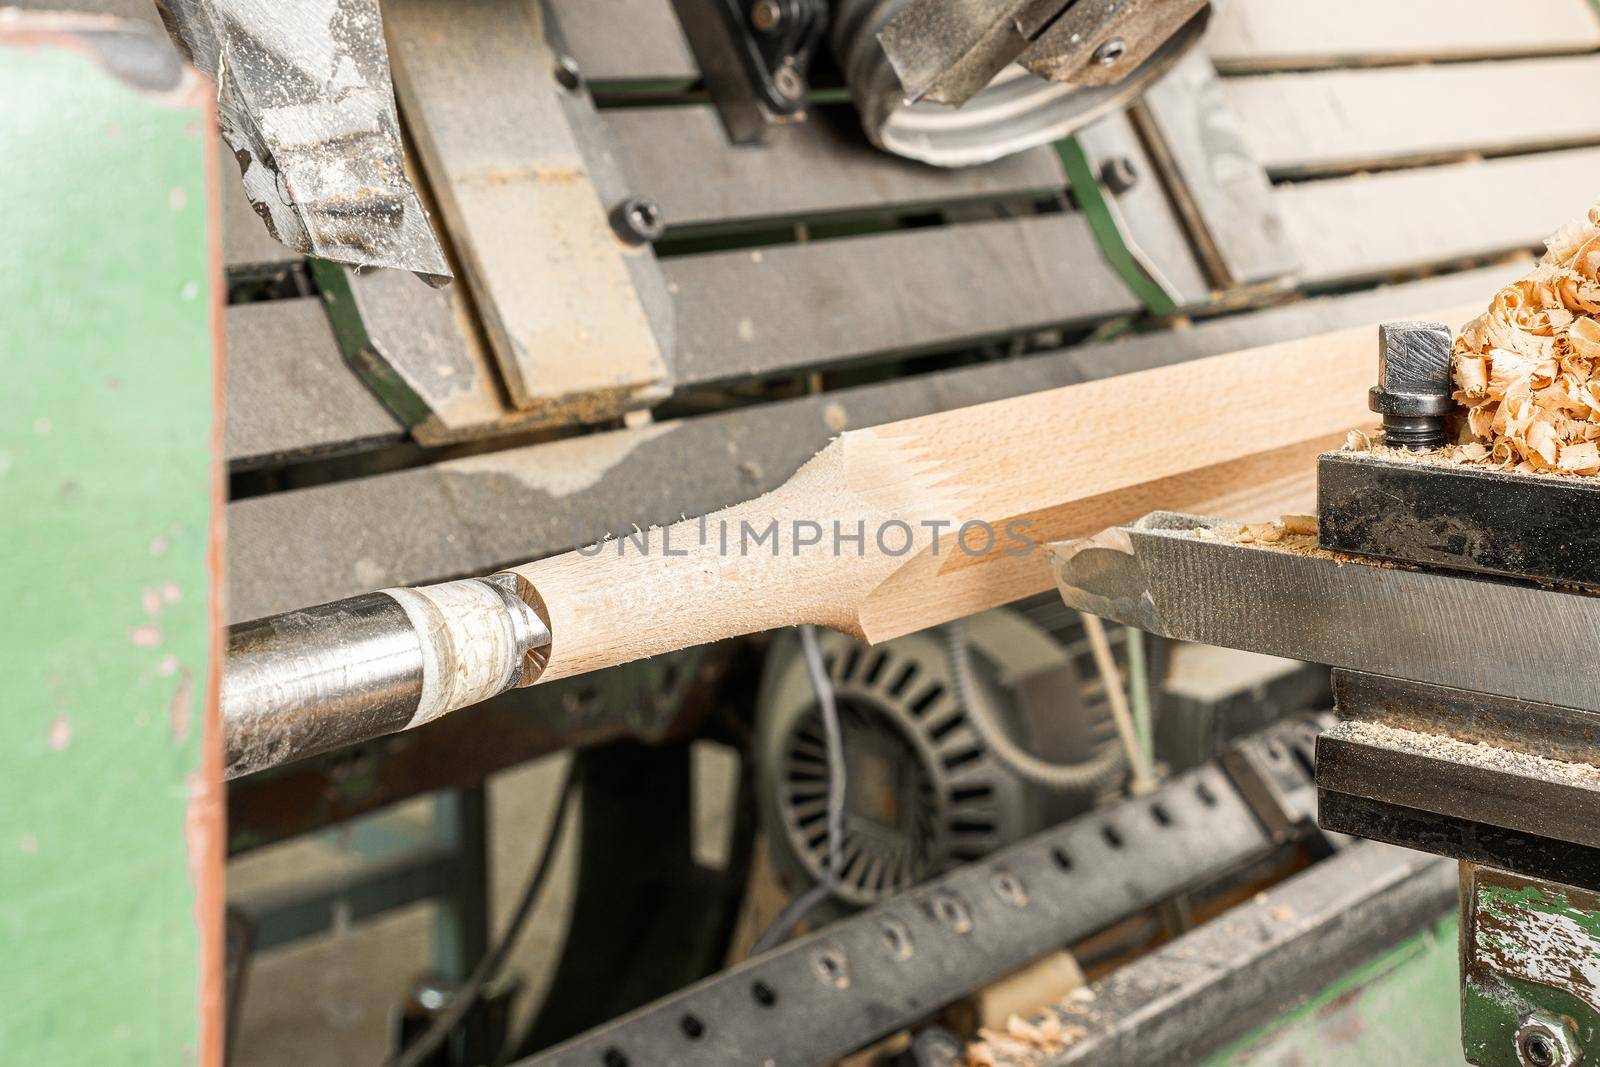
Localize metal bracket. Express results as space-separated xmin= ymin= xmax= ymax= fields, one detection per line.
xmin=670 ymin=0 xmax=826 ymax=143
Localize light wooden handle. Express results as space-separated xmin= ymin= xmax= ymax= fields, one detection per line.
xmin=510 ymin=445 xmax=896 ymax=681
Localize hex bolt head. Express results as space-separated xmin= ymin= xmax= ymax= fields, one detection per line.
xmin=1099 ymin=156 xmax=1139 ymax=195
xmin=610 ymin=196 xmax=665 ymax=245
xmin=1368 ymin=319 xmax=1454 ymax=450
xmin=1515 ymin=1011 xmax=1580 ymax=1067
xmin=1093 ymin=37 xmax=1127 ymax=66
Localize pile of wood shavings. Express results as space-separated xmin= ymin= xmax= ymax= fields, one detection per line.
xmin=1193 ymin=514 xmax=1319 ymax=555
xmin=1451 ymin=202 xmax=1600 ymax=473
xmin=966 ymin=1014 xmax=1086 ymax=1067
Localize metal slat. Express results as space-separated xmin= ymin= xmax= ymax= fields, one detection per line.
xmin=1064 ymin=262 xmax=1523 ymax=381
xmin=220 ymin=146 xmax=303 ymax=273
xmin=1208 ymin=0 xmax=1600 ymax=72
xmin=227 ymin=267 xmax=1509 ymax=621
xmin=604 ymin=105 xmax=1066 ymax=229
xmin=225 ymin=299 xmax=402 ymax=466
xmin=546 ymin=0 xmax=698 ymax=84
xmin=1133 ymin=50 xmax=1296 ymax=288
xmin=1274 ymin=145 xmax=1600 ymax=286
xmin=667 ymin=214 xmax=1137 ymax=386
xmin=1074 ymin=111 xmax=1211 ymax=307
xmin=1226 ymin=56 xmax=1600 ymax=178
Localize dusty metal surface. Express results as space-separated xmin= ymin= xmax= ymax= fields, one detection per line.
xmin=224 ymin=296 xmax=403 ymax=466
xmin=1332 ymin=671 xmax=1600 ymax=769
xmin=1317 ymin=672 xmax=1600 ymax=892
xmin=1047 ymin=512 xmax=1600 ymax=713
xmin=1317 ymin=449 xmax=1600 ymax=588
xmin=523 ymin=762 xmax=1276 ymax=1067
xmin=157 ymin=0 xmax=450 ymax=281
xmin=1463 ymin=865 xmax=1600 ymax=1067
xmin=1038 ymin=843 xmax=1457 ymax=1065
xmin=1317 ymin=720 xmax=1600 ymax=852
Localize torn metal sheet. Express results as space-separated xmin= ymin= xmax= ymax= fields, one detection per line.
xmin=157 ymin=0 xmax=450 ymax=283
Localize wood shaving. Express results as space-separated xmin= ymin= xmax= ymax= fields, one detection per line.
xmin=1199 ymin=516 xmax=1321 ymax=556
xmin=1346 ymin=435 xmax=1600 ymax=484
xmin=966 ymin=1014 xmax=1086 ymax=1067
xmin=1452 ymin=201 xmax=1600 ymax=474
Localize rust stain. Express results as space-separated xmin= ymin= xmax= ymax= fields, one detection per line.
xmin=189 ymin=71 xmax=226 ymax=1067
xmin=48 ymin=715 xmax=71 ymax=751
xmin=464 ymin=165 xmax=585 ymax=186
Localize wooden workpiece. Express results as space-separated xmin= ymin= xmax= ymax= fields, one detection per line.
xmin=511 ymin=307 xmax=1477 ymax=682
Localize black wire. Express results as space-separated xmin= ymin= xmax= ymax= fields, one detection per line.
xmin=388 ymin=763 xmax=578 ymax=1067
xmin=750 ymin=626 xmax=846 ymax=957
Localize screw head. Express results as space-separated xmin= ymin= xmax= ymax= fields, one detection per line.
xmin=1093 ymin=37 xmax=1127 ymax=66
xmin=1099 ymin=156 xmax=1139 ymax=195
xmin=773 ymin=63 xmax=804 ymax=100
xmin=610 ymin=196 xmax=665 ymax=244
xmin=553 ymin=54 xmax=582 ymax=91
xmin=1516 ymin=1012 xmax=1580 ymax=1067
xmin=750 ymin=0 xmax=783 ymax=32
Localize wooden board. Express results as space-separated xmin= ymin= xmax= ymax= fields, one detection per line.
xmin=227 ymin=267 xmax=1507 ymax=621
xmin=386 ymin=0 xmax=670 ymax=412
xmin=604 ymin=105 xmax=1064 ymax=229
xmin=665 ymin=214 xmax=1139 ymax=386
xmin=1274 ymin=145 xmax=1600 ymax=286
xmin=1227 ymin=56 xmax=1600 ymax=178
xmin=1208 ymin=0 xmax=1600 ymax=71
xmin=224 ymin=299 xmax=403 ymax=467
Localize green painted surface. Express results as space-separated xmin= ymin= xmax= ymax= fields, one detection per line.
xmin=1463 ymin=873 xmax=1600 ymax=1066
xmin=1056 ymin=137 xmax=1179 ymax=316
xmin=1205 ymin=916 xmax=1468 ymax=1066
xmin=308 ymin=259 xmax=435 ymax=428
xmin=1 ymin=32 xmax=214 ymax=1065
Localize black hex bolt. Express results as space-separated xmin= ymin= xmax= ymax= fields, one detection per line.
xmin=1369 ymin=320 xmax=1454 ymax=450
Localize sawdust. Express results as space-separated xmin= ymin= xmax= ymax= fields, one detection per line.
xmin=1451 ymin=201 xmax=1600 ymax=473
xmin=1345 ymin=720 xmax=1600 ymax=787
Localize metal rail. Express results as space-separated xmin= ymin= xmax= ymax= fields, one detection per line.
xmin=519 ymin=741 xmax=1313 ymax=1067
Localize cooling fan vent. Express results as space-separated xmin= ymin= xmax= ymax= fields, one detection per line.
xmin=767 ymin=634 xmax=1026 ymax=908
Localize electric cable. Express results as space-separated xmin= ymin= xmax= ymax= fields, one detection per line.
xmin=943 ymin=619 xmax=1127 ymax=793
xmin=388 ymin=762 xmax=577 ymax=1067
xmin=749 ymin=625 xmax=845 ymax=956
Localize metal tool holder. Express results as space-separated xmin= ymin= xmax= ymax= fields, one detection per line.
xmin=1050 ymin=431 xmax=1600 ymax=1066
